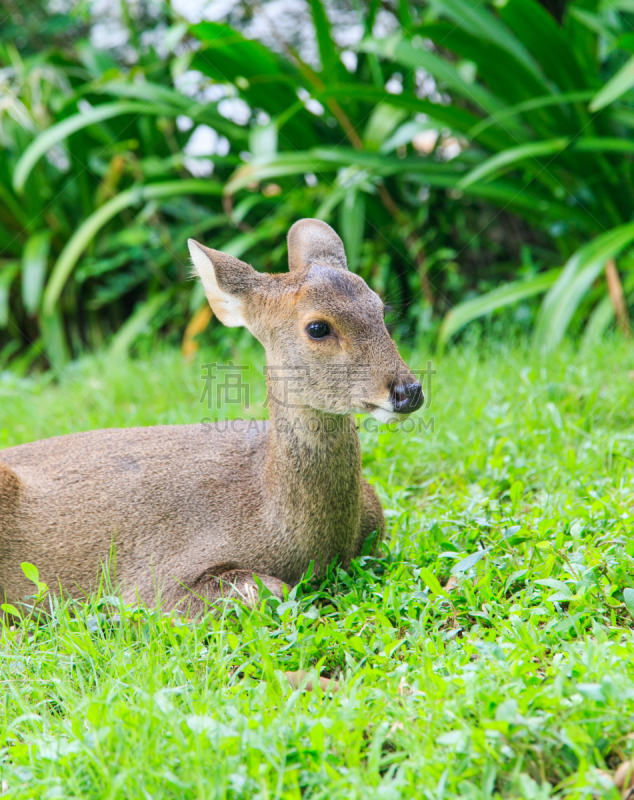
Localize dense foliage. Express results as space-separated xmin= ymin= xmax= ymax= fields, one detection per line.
xmin=1 ymin=0 xmax=634 ymax=369
xmin=2 ymin=339 xmax=634 ymax=797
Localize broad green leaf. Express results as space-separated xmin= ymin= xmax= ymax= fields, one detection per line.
xmin=534 ymin=223 xmax=634 ymax=353
xmin=40 ymin=310 xmax=71 ymax=370
xmin=13 ymin=102 xmax=177 ymax=193
xmin=417 ymin=21 xmax=549 ymax=114
xmin=22 ymin=231 xmax=51 ymax=315
xmin=67 ymin=79 xmax=192 ymax=111
xmin=497 ymin=0 xmax=588 ymax=91
xmin=1 ymin=603 xmax=20 ymax=617
xmin=589 ymin=55 xmax=634 ymax=111
xmin=451 ymin=550 xmax=488 ymax=575
xmin=190 ymin=22 xmax=314 ymax=143
xmin=226 ymin=147 xmax=460 ymax=193
xmin=535 ymin=578 xmax=572 ymax=596
xmin=509 ymin=480 xmax=524 ymax=503
xmin=75 ymin=79 xmax=248 ymax=141
xmin=21 ymin=562 xmax=40 ymax=584
xmin=438 ymin=270 xmax=559 ymax=349
xmin=363 ymin=103 xmax=407 ymax=152
xmin=43 ymin=180 xmax=223 ymax=317
xmin=460 ymin=137 xmax=634 ymax=188
xmin=418 ymin=567 xmax=449 ymax=598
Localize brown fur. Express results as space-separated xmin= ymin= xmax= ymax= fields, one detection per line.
xmin=0 ymin=219 xmax=422 ymax=614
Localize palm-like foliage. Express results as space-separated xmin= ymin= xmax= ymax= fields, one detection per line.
xmin=2 ymin=0 xmax=634 ymax=367
xmin=212 ymin=0 xmax=634 ymax=352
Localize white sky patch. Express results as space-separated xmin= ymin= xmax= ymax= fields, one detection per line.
xmin=183 ymin=124 xmax=218 ymax=176
xmin=218 ymin=97 xmax=251 ymax=126
xmin=340 ymin=50 xmax=357 ymax=73
xmin=90 ymin=20 xmax=129 ymax=50
xmin=386 ymin=73 xmax=403 ymax=95
xmin=176 ymin=115 xmax=194 ymax=132
xmin=305 ymin=98 xmax=324 ymax=116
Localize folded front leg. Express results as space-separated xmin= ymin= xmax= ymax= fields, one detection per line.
xmin=169 ymin=565 xmax=287 ymax=616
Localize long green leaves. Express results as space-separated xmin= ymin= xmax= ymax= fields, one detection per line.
xmin=3 ymin=0 xmax=634 ymax=367
xmin=13 ymin=102 xmax=177 ymax=193
xmin=363 ymin=0 xmax=634 ymax=346
xmin=21 ymin=232 xmax=51 ymax=315
xmin=589 ymin=54 xmax=634 ymax=111
xmin=534 ymin=224 xmax=634 ymax=352
xmin=438 ymin=271 xmax=560 ymax=350
xmin=43 ymin=180 xmax=223 ymax=317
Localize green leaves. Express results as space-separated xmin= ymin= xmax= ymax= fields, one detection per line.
xmin=13 ymin=102 xmax=172 ymax=193
xmin=43 ymin=180 xmax=223 ymax=320
xmin=3 ymin=0 xmax=634 ymax=366
xmin=589 ymin=54 xmax=634 ymax=111
xmin=21 ymin=231 xmax=51 ymax=316
xmin=534 ymin=223 xmax=634 ymax=352
xmin=458 ymin=139 xmax=570 ymax=188
xmin=438 ymin=270 xmax=559 ymax=349
xmin=21 ymin=561 xmax=49 ymax=602
xmin=624 ymin=588 xmax=634 ymax=618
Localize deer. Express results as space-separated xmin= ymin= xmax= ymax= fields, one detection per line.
xmin=0 ymin=219 xmax=423 ymax=614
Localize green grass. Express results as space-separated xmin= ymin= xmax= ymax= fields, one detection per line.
xmin=1 ymin=338 xmax=634 ymax=799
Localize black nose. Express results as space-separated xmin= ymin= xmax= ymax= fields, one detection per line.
xmin=390 ymin=382 xmax=424 ymax=414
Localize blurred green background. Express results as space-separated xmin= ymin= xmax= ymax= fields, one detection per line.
xmin=1 ymin=0 xmax=634 ymax=372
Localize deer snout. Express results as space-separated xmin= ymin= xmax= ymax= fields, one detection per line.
xmin=390 ymin=382 xmax=424 ymax=414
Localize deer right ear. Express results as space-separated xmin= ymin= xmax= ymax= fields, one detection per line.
xmin=287 ymin=218 xmax=348 ymax=272
xmin=188 ymin=239 xmax=261 ymax=327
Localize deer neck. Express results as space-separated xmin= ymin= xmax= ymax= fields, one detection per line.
xmin=264 ymin=381 xmax=362 ymax=532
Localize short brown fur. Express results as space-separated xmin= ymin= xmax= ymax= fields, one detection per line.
xmin=0 ymin=219 xmax=421 ymax=613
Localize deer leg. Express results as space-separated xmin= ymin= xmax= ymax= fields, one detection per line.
xmin=170 ymin=564 xmax=288 ymax=616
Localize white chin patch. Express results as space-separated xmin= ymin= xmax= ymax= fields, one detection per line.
xmin=369 ymin=406 xmax=400 ymax=424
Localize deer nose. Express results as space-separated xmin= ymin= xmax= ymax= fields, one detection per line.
xmin=390 ymin=382 xmax=424 ymax=414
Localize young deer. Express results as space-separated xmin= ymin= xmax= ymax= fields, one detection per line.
xmin=0 ymin=220 xmax=423 ymax=613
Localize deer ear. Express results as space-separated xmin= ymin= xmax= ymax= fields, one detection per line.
xmin=188 ymin=239 xmax=261 ymax=327
xmin=287 ymin=219 xmax=348 ymax=272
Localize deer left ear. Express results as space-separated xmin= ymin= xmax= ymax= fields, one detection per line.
xmin=188 ymin=239 xmax=261 ymax=327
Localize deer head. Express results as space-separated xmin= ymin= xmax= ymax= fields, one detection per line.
xmin=188 ymin=219 xmax=423 ymax=422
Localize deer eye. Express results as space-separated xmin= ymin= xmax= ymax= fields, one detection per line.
xmin=307 ymin=321 xmax=330 ymax=339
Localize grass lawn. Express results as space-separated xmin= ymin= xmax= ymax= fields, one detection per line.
xmin=1 ymin=338 xmax=634 ymax=799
